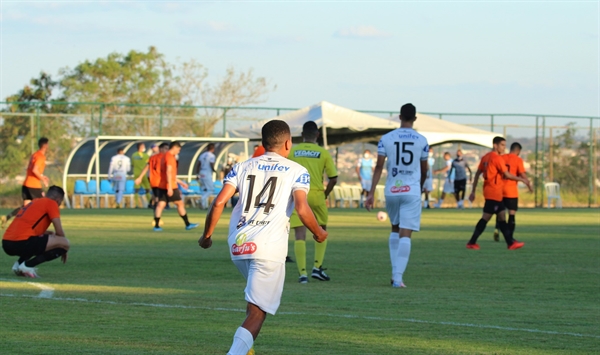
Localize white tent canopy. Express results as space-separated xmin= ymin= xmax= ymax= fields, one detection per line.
xmin=229 ymin=101 xmax=498 ymax=148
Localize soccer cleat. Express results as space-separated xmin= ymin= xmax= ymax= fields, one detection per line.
xmin=285 ymin=256 xmax=294 ymax=263
xmin=493 ymin=229 xmax=499 ymax=242
xmin=466 ymin=243 xmax=480 ymax=250
xmin=18 ymin=263 xmax=39 ymax=278
xmin=153 ymin=227 xmax=163 ymax=232
xmin=311 ymin=267 xmax=330 ymax=281
xmin=185 ymin=223 xmax=199 ymax=230
xmin=298 ymin=275 xmax=308 ymax=284
xmin=12 ymin=261 xmax=23 ymax=276
xmin=392 ymin=281 xmax=407 ymax=288
xmin=508 ymin=241 xmax=525 ymax=250
xmin=0 ymin=215 xmax=7 ymax=229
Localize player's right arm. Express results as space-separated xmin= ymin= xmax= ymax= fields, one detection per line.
xmin=31 ymin=158 xmax=49 ymax=187
xmin=293 ymin=190 xmax=327 ymax=242
xmin=420 ymin=160 xmax=428 ymax=191
xmin=198 ymin=183 xmax=237 ymax=249
xmin=365 ymin=155 xmax=386 ymax=212
xmin=502 ymin=170 xmax=532 ymax=191
xmin=355 ymin=161 xmax=362 ymax=182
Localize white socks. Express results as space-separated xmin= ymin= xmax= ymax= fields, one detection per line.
xmin=389 ymin=233 xmax=400 ymax=278
xmin=393 ymin=237 xmax=411 ymax=284
xmin=228 ymin=327 xmax=254 ymax=355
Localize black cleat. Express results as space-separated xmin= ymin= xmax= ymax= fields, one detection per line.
xmin=285 ymin=256 xmax=294 ymax=263
xmin=298 ymin=275 xmax=308 ymax=284
xmin=311 ymin=267 xmax=330 ymax=281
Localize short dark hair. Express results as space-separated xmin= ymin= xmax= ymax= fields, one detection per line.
xmin=38 ymin=137 xmax=49 ymax=148
xmin=169 ymin=141 xmax=181 ymax=149
xmin=137 ymin=142 xmax=145 ymax=149
xmin=117 ymin=147 xmax=124 ymax=153
xmin=262 ymin=120 xmax=290 ymax=150
xmin=46 ymin=185 xmax=65 ymax=199
xmin=510 ymin=142 xmax=522 ymax=151
xmin=400 ymin=103 xmax=416 ymax=121
xmin=207 ymin=143 xmax=215 ymax=151
xmin=444 ymin=151 xmax=451 ymax=157
xmin=493 ymin=136 xmax=506 ymax=145
xmin=159 ymin=143 xmax=169 ymax=149
xmin=302 ymin=121 xmax=319 ymax=140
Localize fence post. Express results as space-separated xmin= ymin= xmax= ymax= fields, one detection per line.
xmin=30 ymin=114 xmax=35 ymax=154
xmin=159 ymin=106 xmax=164 ymax=136
xmin=534 ymin=116 xmax=539 ymax=207
xmin=222 ymin=108 xmax=228 ymax=137
xmin=98 ymin=104 xmax=104 ymax=135
xmin=36 ymin=104 xmax=41 ymax=142
xmin=541 ymin=117 xmax=546 ymax=205
xmin=589 ymin=118 xmax=594 ymax=208
xmin=490 ymin=115 xmax=494 ymax=132
xmin=90 ymin=106 xmax=95 ymax=136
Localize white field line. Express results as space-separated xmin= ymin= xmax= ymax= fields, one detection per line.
xmin=26 ymin=282 xmax=54 ymax=298
xmin=0 ymin=289 xmax=597 ymax=340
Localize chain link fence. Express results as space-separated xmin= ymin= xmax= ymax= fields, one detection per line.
xmin=1 ymin=101 xmax=598 ymax=207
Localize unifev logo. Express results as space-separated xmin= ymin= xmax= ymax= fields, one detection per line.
xmin=231 ymin=233 xmax=257 ymax=255
xmin=390 ymin=180 xmax=410 ymax=193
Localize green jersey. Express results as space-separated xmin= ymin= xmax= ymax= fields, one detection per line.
xmin=131 ymin=151 xmax=150 ymax=177
xmin=289 ymin=142 xmax=337 ymax=192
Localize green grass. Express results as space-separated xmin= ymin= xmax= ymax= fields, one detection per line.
xmin=0 ymin=208 xmax=598 ymax=354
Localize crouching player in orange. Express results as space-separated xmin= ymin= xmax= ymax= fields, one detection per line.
xmin=2 ymin=186 xmax=70 ymax=278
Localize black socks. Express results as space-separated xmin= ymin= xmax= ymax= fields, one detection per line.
xmin=25 ymin=248 xmax=67 ymax=267
xmin=469 ymin=219 xmax=488 ymax=244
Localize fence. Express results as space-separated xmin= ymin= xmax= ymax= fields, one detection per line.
xmin=1 ymin=101 xmax=598 ymax=208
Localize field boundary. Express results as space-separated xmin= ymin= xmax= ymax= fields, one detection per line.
xmin=1 ymin=281 xmax=598 ymax=340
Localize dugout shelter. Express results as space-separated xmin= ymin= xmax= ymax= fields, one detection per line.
xmin=229 ymin=101 xmax=499 ymax=148
xmin=62 ymin=136 xmax=249 ymax=208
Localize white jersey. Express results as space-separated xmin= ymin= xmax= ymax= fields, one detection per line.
xmin=224 ymin=152 xmax=310 ymax=263
xmin=198 ymin=151 xmax=216 ymax=175
xmin=377 ymin=128 xmax=429 ymax=197
xmin=108 ymin=154 xmax=131 ymax=178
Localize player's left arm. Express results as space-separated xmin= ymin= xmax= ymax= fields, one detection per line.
xmin=198 ymin=184 xmax=236 ymax=249
xmin=323 ymin=152 xmax=338 ymax=198
xmin=176 ymin=179 xmax=189 ymax=190
xmin=365 ymin=155 xmax=386 ymax=211
xmin=420 ymin=160 xmax=428 ymax=191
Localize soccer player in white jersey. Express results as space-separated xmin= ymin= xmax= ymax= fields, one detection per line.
xmin=196 ymin=143 xmax=216 ymax=209
xmin=108 ymin=148 xmax=131 ymax=208
xmin=365 ymin=103 xmax=429 ymax=288
xmin=356 ymin=149 xmax=375 ymax=206
xmin=198 ymin=120 xmax=327 ymax=355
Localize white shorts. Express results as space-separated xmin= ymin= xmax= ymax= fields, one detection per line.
xmin=199 ymin=174 xmax=214 ymax=195
xmin=423 ymin=178 xmax=433 ymax=192
xmin=443 ymin=180 xmax=455 ymax=194
xmin=361 ymin=179 xmax=372 ymax=192
xmin=385 ymin=194 xmax=422 ymax=231
xmin=233 ymin=259 xmax=285 ymax=315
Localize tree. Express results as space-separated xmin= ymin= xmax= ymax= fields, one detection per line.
xmin=545 ymin=123 xmax=590 ymax=193
xmin=60 ymin=47 xmax=275 ymax=136
xmin=0 ymin=73 xmax=76 ymax=180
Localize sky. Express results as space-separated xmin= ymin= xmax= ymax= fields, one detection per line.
xmin=1 ymin=1 xmax=598 ymax=120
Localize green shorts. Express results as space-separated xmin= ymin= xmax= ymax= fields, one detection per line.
xmin=290 ymin=190 xmax=328 ymax=228
xmin=135 ymin=175 xmax=151 ymax=190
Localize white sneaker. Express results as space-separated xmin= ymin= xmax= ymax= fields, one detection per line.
xmin=433 ymin=203 xmax=441 ymax=208
xmin=12 ymin=261 xmax=23 ymax=276
xmin=18 ymin=263 xmax=39 ymax=278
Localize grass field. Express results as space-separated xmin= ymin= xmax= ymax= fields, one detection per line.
xmin=0 ymin=208 xmax=598 ymax=354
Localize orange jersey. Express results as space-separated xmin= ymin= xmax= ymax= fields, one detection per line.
xmin=477 ymin=151 xmax=507 ymax=202
xmin=148 ymin=153 xmax=164 ymax=188
xmin=23 ymin=150 xmax=46 ymax=188
xmin=502 ymin=153 xmax=526 ymax=198
xmin=252 ymin=146 xmax=266 ymax=158
xmin=158 ymin=152 xmax=178 ymax=189
xmin=3 ymin=198 xmax=60 ymax=241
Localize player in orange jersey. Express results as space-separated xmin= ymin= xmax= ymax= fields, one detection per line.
xmin=2 ymin=138 xmax=50 ymax=229
xmin=135 ymin=143 xmax=169 ymax=209
xmin=2 ymin=186 xmax=70 ymax=278
xmin=466 ymin=137 xmax=532 ymax=250
xmin=152 ymin=141 xmax=198 ymax=231
xmin=493 ymin=142 xmax=531 ymax=241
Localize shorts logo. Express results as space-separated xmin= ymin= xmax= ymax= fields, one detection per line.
xmin=232 ymin=233 xmax=257 ymax=256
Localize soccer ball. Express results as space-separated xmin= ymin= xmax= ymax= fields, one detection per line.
xmin=377 ymin=211 xmax=388 ymax=222
xmin=151 ymin=219 xmax=164 ymax=227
